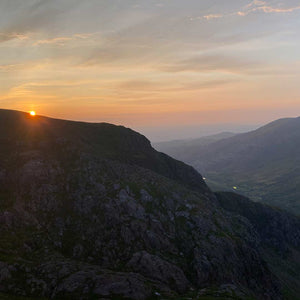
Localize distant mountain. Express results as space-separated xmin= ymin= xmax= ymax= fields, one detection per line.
xmin=154 ymin=132 xmax=236 ymax=162
xmin=154 ymin=117 xmax=300 ymax=215
xmin=0 ymin=109 xmax=299 ymax=299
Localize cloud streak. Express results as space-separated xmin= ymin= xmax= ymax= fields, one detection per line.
xmin=238 ymin=0 xmax=300 ymax=16
xmin=160 ymin=54 xmax=262 ymax=74
xmin=0 ymin=33 xmax=29 ymax=43
xmin=33 ymin=32 xmax=94 ymax=46
xmin=200 ymin=0 xmax=300 ymax=20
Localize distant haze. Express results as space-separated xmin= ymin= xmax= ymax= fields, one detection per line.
xmin=136 ymin=123 xmax=259 ymax=142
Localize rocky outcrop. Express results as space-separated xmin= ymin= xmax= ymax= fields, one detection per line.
xmin=1 ymin=109 xmax=298 ymax=299
xmin=127 ymin=251 xmax=189 ymax=293
xmin=0 ymin=258 xmax=164 ymax=299
xmin=215 ymin=192 xmax=300 ymax=254
xmin=0 ymin=153 xmax=282 ymax=299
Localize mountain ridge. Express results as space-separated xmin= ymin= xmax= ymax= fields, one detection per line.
xmin=154 ymin=132 xmax=237 ymax=161
xmin=0 ymin=109 xmax=299 ymax=299
xmin=0 ymin=109 xmax=209 ymax=194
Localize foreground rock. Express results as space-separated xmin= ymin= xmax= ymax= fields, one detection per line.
xmin=0 ymin=109 xmax=298 ymax=299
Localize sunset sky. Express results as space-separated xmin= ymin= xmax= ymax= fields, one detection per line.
xmin=1 ymin=0 xmax=300 ymax=140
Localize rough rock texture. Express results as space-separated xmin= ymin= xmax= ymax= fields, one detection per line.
xmin=0 ymin=109 xmax=298 ymax=299
xmin=216 ymin=192 xmax=300 ymax=299
xmin=127 ymin=251 xmax=189 ymax=293
xmin=215 ymin=192 xmax=300 ymax=254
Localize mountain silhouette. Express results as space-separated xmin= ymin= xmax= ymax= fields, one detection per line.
xmin=0 ymin=109 xmax=299 ymax=299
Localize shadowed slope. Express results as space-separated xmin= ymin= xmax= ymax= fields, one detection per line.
xmin=0 ymin=109 xmax=208 ymax=194
xmin=1 ymin=109 xmax=298 ymax=299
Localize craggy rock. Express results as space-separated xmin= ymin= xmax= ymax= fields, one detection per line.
xmin=0 ymin=109 xmax=298 ymax=299
xmin=216 ymin=192 xmax=300 ymax=254
xmin=127 ymin=251 xmax=189 ymax=293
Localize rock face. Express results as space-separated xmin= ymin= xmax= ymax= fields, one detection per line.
xmin=215 ymin=192 xmax=300 ymax=299
xmin=127 ymin=251 xmax=189 ymax=293
xmin=0 ymin=109 xmax=298 ymax=299
xmin=215 ymin=192 xmax=300 ymax=254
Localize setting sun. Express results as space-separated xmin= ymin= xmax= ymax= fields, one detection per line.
xmin=0 ymin=1 xmax=299 ymax=299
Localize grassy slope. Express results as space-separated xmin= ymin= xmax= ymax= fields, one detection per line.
xmin=206 ymin=160 xmax=300 ymax=214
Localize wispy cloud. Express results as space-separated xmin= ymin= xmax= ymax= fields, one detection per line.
xmin=34 ymin=37 xmax=73 ymax=46
xmin=0 ymin=33 xmax=29 ymax=43
xmin=200 ymin=1 xmax=300 ymax=20
xmin=0 ymin=0 xmax=80 ymax=43
xmin=160 ymin=54 xmax=262 ymax=74
xmin=116 ymin=78 xmax=235 ymax=92
xmin=203 ymin=14 xmax=223 ymax=20
xmin=238 ymin=0 xmax=300 ymax=16
xmin=33 ymin=32 xmax=94 ymax=46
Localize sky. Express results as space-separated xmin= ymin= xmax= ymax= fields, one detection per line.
xmin=1 ymin=0 xmax=300 ymax=141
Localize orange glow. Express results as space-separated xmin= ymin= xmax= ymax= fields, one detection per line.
xmin=0 ymin=1 xmax=300 ymax=133
xmin=29 ymin=111 xmax=36 ymax=116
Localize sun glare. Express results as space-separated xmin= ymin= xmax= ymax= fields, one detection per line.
xmin=29 ymin=111 xmax=36 ymax=116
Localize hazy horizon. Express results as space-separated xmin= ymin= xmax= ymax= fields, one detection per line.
xmin=140 ymin=123 xmax=259 ymax=142
xmin=1 ymin=107 xmax=298 ymax=142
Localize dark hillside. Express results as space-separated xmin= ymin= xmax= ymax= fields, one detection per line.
xmin=0 ymin=109 xmax=298 ymax=299
xmin=0 ymin=109 xmax=208 ymax=193
xmin=216 ymin=192 xmax=300 ymax=298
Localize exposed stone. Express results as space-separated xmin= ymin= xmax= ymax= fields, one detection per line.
xmin=127 ymin=251 xmax=189 ymax=293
